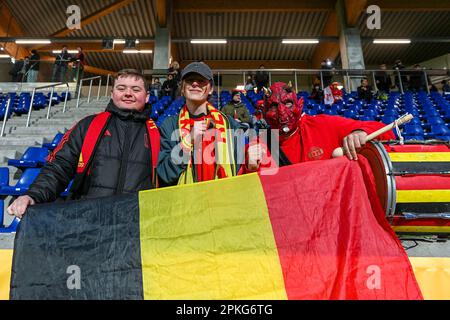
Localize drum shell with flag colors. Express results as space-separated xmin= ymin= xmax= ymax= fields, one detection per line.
xmin=360 ymin=141 xmax=450 ymax=234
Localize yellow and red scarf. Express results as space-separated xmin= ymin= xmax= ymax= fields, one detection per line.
xmin=178 ymin=103 xmax=236 ymax=185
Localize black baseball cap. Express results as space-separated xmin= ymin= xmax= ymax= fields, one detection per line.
xmin=180 ymin=62 xmax=214 ymax=84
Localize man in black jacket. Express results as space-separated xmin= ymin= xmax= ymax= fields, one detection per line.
xmin=8 ymin=69 xmax=157 ymax=218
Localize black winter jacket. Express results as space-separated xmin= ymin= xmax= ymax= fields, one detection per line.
xmin=26 ymin=101 xmax=154 ymax=203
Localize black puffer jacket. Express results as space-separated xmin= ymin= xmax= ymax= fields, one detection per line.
xmin=26 ymin=101 xmax=154 ymax=203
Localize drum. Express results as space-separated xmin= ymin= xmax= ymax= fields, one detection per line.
xmin=360 ymin=141 xmax=450 ymax=234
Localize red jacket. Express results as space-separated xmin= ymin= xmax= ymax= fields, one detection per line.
xmin=279 ymin=114 xmax=395 ymax=164
xmin=241 ymin=114 xmax=395 ymax=173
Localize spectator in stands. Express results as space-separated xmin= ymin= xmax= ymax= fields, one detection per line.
xmin=245 ymin=82 xmax=395 ymax=171
xmin=169 ymin=60 xmax=182 ymax=97
xmin=71 ymin=47 xmax=86 ymax=82
xmin=320 ymin=59 xmax=334 ymax=87
xmin=162 ymin=73 xmax=177 ymax=99
xmin=157 ymin=62 xmax=258 ymax=186
xmin=255 ymin=64 xmax=270 ymax=92
xmin=409 ymin=64 xmax=426 ymax=92
xmin=27 ymin=50 xmax=40 ymax=82
xmin=374 ymin=63 xmax=392 ymax=95
xmin=442 ymin=79 xmax=450 ymax=93
xmin=252 ymin=100 xmax=269 ymax=133
xmin=309 ymin=79 xmax=323 ymax=103
xmin=393 ymin=59 xmax=408 ymax=91
xmin=71 ymin=47 xmax=85 ymax=95
xmin=357 ymin=78 xmax=373 ymax=103
xmin=9 ymin=58 xmax=22 ymax=82
xmin=221 ymin=89 xmax=251 ymax=129
xmin=324 ymin=81 xmax=343 ymax=106
xmin=18 ymin=56 xmax=30 ymax=82
xmin=244 ymin=76 xmax=255 ymax=92
xmin=7 ymin=69 xmax=159 ymax=219
xmin=150 ymin=77 xmax=162 ymax=98
xmin=52 ymin=45 xmax=72 ymax=82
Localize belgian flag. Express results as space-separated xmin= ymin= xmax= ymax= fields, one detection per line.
xmin=8 ymin=157 xmax=424 ymax=299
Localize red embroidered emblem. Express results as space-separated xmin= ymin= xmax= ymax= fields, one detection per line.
xmin=104 ymin=130 xmax=111 ymax=137
xmin=308 ymin=146 xmax=324 ymax=160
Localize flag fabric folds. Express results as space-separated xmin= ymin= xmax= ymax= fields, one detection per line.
xmin=10 ymin=157 xmax=422 ymax=300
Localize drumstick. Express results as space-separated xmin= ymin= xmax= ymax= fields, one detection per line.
xmin=331 ymin=113 xmax=414 ymax=158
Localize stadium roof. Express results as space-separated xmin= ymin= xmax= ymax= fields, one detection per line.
xmin=1 ymin=0 xmax=449 ymax=74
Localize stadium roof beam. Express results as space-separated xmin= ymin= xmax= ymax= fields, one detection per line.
xmin=311 ymin=0 xmax=368 ymax=68
xmin=368 ymin=0 xmax=450 ymax=11
xmin=179 ymin=60 xmax=309 ymax=70
xmin=29 ymin=0 xmax=135 ymax=52
xmin=0 ymin=3 xmax=31 ymax=59
xmin=155 ymin=0 xmax=167 ymax=28
xmin=50 ymin=0 xmax=135 ymax=38
xmin=34 ymin=43 xmax=154 ymax=53
xmin=173 ymin=0 xmax=335 ymax=12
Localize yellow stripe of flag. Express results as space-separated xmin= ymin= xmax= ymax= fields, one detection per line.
xmin=138 ymin=174 xmax=288 ymax=300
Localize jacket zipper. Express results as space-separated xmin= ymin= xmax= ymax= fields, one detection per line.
xmin=115 ymin=121 xmax=131 ymax=194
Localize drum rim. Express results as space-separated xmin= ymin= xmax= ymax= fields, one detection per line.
xmin=373 ymin=141 xmax=397 ymax=218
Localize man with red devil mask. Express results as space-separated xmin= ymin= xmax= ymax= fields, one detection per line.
xmin=248 ymin=82 xmax=395 ymax=169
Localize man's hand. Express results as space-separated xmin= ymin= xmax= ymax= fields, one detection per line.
xmin=247 ymin=144 xmax=262 ymax=171
xmin=7 ymin=195 xmax=35 ymax=219
xmin=342 ymin=130 xmax=367 ymax=160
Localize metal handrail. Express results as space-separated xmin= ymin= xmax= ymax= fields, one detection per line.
xmin=208 ymin=68 xmax=449 ymax=94
xmin=0 ymin=97 xmax=12 ymax=137
xmin=76 ymin=75 xmax=105 ymax=108
xmin=26 ymin=82 xmax=70 ymax=127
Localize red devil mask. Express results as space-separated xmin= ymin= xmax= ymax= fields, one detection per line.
xmin=263 ymin=82 xmax=303 ymax=135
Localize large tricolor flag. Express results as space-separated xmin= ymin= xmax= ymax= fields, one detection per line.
xmin=8 ymin=157 xmax=423 ymax=299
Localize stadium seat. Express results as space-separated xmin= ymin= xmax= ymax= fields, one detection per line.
xmin=0 ymin=167 xmax=9 ymax=188
xmin=60 ymin=180 xmax=74 ymax=197
xmin=43 ymin=133 xmax=64 ymax=151
xmin=404 ymin=124 xmax=424 ymax=136
xmin=0 ymin=168 xmax=41 ymax=196
xmin=8 ymin=147 xmax=49 ymax=169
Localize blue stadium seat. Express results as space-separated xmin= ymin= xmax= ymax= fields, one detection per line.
xmin=42 ymin=133 xmax=64 ymax=151
xmin=8 ymin=147 xmax=49 ymax=169
xmin=60 ymin=180 xmax=74 ymax=197
xmin=381 ymin=115 xmax=396 ymax=125
xmin=0 ymin=168 xmax=41 ymax=196
xmin=404 ymin=124 xmax=424 ymax=136
xmin=0 ymin=167 xmax=9 ymax=188
xmin=430 ymin=125 xmax=450 ymax=137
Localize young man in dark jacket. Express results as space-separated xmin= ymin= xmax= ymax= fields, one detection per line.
xmin=8 ymin=69 xmax=159 ymax=218
xmin=157 ymin=62 xmax=257 ymax=186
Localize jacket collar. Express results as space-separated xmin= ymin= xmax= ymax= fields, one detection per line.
xmin=105 ymin=100 xmax=151 ymax=122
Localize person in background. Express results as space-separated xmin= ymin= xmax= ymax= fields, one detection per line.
xmin=221 ymin=89 xmax=252 ymax=129
xmin=374 ymin=64 xmax=392 ymax=95
xmin=393 ymin=59 xmax=408 ymax=91
xmin=408 ymin=64 xmax=427 ymax=92
xmin=244 ymin=76 xmax=255 ymax=92
xmin=255 ymin=65 xmax=269 ymax=92
xmin=150 ymin=77 xmax=162 ymax=99
xmin=309 ymin=78 xmax=323 ymax=104
xmin=27 ymin=50 xmax=40 ymax=82
xmin=162 ymin=73 xmax=177 ymax=100
xmin=357 ymin=78 xmax=373 ymax=103
xmin=18 ymin=56 xmax=30 ymax=82
xmin=52 ymin=45 xmax=72 ymax=82
xmin=71 ymin=47 xmax=86 ymax=82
